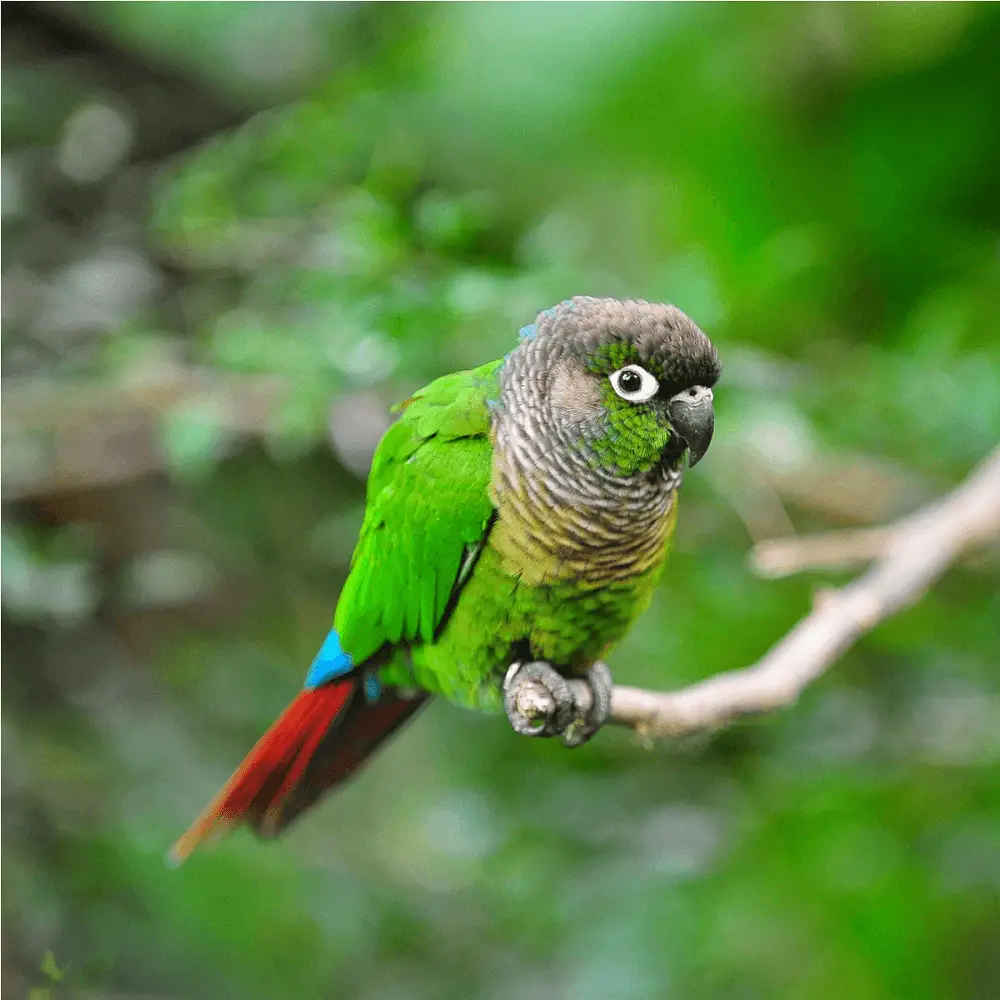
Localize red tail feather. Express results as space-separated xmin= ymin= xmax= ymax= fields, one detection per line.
xmin=170 ymin=681 xmax=428 ymax=865
xmin=170 ymin=682 xmax=353 ymax=864
xmin=269 ymin=688 xmax=429 ymax=830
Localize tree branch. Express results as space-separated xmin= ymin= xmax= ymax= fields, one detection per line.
xmin=514 ymin=447 xmax=1000 ymax=741
xmin=748 ymin=526 xmax=896 ymax=579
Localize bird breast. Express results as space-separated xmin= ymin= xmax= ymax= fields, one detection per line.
xmin=489 ymin=417 xmax=678 ymax=587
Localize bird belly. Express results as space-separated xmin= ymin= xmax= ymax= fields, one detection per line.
xmin=405 ymin=534 xmax=668 ymax=712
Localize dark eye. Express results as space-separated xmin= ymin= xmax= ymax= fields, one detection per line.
xmin=610 ymin=364 xmax=659 ymax=402
xmin=618 ymin=370 xmax=641 ymax=392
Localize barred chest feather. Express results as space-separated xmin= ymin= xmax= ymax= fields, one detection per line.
xmin=488 ymin=413 xmax=681 ymax=588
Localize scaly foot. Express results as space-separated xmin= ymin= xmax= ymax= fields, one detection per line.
xmin=560 ymin=660 xmax=613 ymax=748
xmin=503 ymin=660 xmax=613 ymax=746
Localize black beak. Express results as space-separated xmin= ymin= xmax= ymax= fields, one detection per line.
xmin=667 ymin=386 xmax=715 ymax=466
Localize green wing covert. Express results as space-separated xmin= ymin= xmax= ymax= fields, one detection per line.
xmin=333 ymin=360 xmax=502 ymax=664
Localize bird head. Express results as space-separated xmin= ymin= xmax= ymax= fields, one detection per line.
xmin=506 ymin=297 xmax=721 ymax=478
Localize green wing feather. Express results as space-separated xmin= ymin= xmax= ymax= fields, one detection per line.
xmin=333 ymin=360 xmax=502 ymax=666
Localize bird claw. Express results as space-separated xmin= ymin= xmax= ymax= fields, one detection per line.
xmin=503 ymin=661 xmax=575 ymax=737
xmin=560 ymin=660 xmax=613 ymax=748
xmin=503 ymin=660 xmax=613 ymax=747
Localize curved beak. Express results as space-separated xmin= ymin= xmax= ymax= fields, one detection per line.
xmin=667 ymin=386 xmax=715 ymax=466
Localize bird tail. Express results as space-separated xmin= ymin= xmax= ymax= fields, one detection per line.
xmin=169 ymin=679 xmax=428 ymax=865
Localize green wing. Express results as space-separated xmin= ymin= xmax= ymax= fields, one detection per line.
xmin=333 ymin=360 xmax=502 ymax=665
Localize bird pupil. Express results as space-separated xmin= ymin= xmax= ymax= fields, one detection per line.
xmin=619 ymin=370 xmax=641 ymax=392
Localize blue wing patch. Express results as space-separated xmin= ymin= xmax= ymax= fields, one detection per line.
xmin=303 ymin=628 xmax=354 ymax=689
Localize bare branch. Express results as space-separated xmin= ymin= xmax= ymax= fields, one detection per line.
xmin=749 ymin=527 xmax=896 ymax=579
xmin=515 ymin=447 xmax=1000 ymax=741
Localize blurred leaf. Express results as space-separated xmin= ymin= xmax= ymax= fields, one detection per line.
xmin=158 ymin=401 xmax=232 ymax=480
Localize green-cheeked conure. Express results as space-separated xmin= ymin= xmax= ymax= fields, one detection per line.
xmin=172 ymin=296 xmax=720 ymax=862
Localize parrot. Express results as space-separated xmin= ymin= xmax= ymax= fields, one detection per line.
xmin=171 ymin=296 xmax=720 ymax=863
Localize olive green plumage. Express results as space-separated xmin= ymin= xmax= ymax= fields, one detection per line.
xmin=336 ymin=296 xmax=721 ymax=711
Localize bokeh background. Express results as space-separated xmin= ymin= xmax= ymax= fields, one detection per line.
xmin=3 ymin=4 xmax=1000 ymax=999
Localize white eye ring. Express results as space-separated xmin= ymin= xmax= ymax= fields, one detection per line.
xmin=610 ymin=364 xmax=659 ymax=403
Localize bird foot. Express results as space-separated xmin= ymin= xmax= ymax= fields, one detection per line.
xmin=503 ymin=660 xmax=613 ymax=747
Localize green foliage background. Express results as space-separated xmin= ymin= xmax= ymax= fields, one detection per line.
xmin=3 ymin=5 xmax=999 ymax=999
